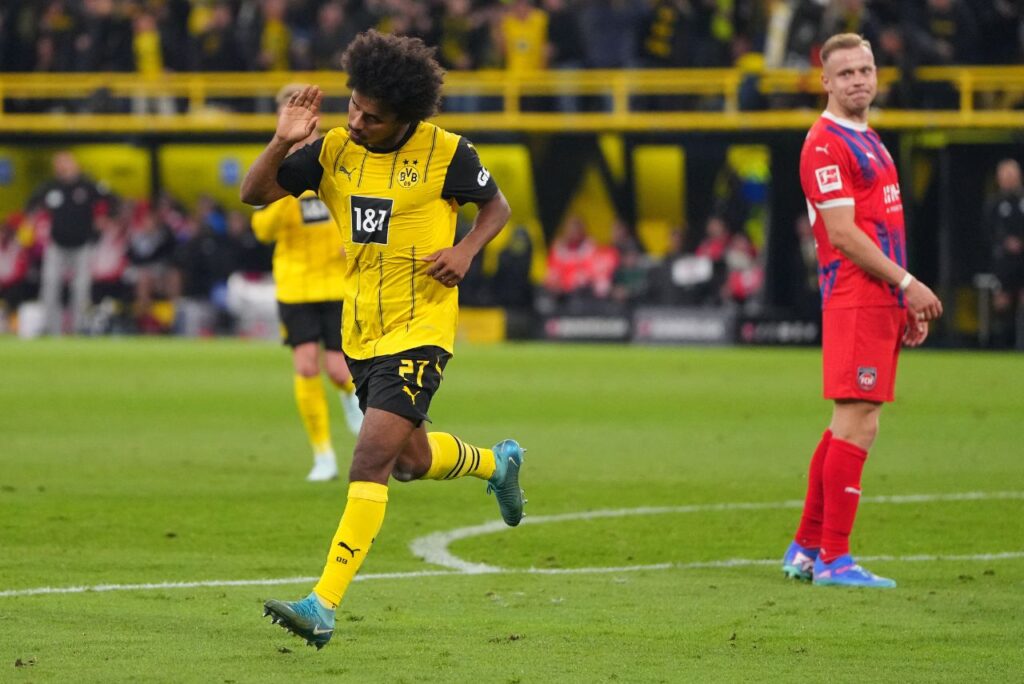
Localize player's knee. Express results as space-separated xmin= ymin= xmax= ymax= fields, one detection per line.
xmin=391 ymin=450 xmax=429 ymax=482
xmin=295 ymin=365 xmax=319 ymax=379
xmin=859 ymin=424 xmax=879 ymax=449
xmin=847 ymin=417 xmax=879 ymax=450
xmin=327 ymin=369 xmax=351 ymax=386
xmin=293 ymin=354 xmax=320 ymax=378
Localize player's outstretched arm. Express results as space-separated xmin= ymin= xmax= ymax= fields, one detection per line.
xmin=240 ymin=85 xmax=323 ymax=206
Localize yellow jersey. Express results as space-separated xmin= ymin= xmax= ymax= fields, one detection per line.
xmin=277 ymin=121 xmax=499 ymax=359
xmin=501 ymin=8 xmax=549 ymax=72
xmin=251 ymin=191 xmax=345 ymax=303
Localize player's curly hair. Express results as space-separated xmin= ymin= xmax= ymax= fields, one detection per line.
xmin=342 ymin=30 xmax=445 ymax=123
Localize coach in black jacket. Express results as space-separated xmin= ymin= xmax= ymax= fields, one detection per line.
xmin=27 ymin=151 xmax=115 ymax=335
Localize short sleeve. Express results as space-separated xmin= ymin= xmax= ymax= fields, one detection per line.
xmin=800 ymin=135 xmax=855 ymax=210
xmin=441 ymin=137 xmax=499 ymax=205
xmin=277 ymin=138 xmax=326 ymax=197
xmin=251 ymin=199 xmax=291 ymax=243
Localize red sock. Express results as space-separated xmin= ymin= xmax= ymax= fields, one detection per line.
xmin=794 ymin=429 xmax=832 ymax=549
xmin=820 ymin=437 xmax=869 ymax=563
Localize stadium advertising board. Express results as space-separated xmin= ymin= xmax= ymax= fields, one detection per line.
xmin=736 ymin=317 xmax=820 ymax=345
xmin=543 ymin=315 xmax=632 ymax=342
xmin=632 ymin=307 xmax=735 ymax=345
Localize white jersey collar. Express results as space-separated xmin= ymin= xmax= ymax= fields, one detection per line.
xmin=821 ymin=110 xmax=868 ymax=132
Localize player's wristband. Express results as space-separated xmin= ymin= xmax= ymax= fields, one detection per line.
xmin=898 ymin=273 xmax=914 ymax=291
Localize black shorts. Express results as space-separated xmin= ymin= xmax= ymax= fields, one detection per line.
xmin=346 ymin=346 xmax=451 ymax=425
xmin=277 ymin=300 xmax=343 ymax=350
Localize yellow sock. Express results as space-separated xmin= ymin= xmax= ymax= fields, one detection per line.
xmin=313 ymin=481 xmax=388 ymax=607
xmin=294 ymin=374 xmax=331 ymax=453
xmin=424 ymin=432 xmax=496 ymax=481
xmin=333 ymin=377 xmax=356 ymax=394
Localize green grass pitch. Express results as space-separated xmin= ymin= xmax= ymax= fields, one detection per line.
xmin=1 ymin=338 xmax=1022 ymax=682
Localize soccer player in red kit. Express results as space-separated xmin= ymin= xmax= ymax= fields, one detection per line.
xmin=782 ymin=33 xmax=943 ymax=588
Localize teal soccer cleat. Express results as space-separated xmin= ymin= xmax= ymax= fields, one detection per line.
xmin=812 ymin=554 xmax=896 ymax=588
xmin=263 ymin=592 xmax=336 ymax=649
xmin=487 ymin=439 xmax=526 ymax=527
xmin=781 ymin=541 xmax=818 ymax=581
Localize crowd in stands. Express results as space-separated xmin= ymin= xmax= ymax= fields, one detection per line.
xmin=2 ymin=1 xmax=1022 ymax=83
xmin=0 ymin=152 xmax=273 ymax=337
xmin=534 ymin=211 xmax=765 ymax=318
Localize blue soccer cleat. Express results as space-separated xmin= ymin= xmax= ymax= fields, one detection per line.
xmin=263 ymin=591 xmax=336 ymax=649
xmin=487 ymin=439 xmax=526 ymax=527
xmin=782 ymin=541 xmax=819 ymax=581
xmin=812 ymin=554 xmax=896 ymax=588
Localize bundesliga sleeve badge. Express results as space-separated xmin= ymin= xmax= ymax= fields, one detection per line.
xmin=816 ymin=165 xmax=842 ymax=193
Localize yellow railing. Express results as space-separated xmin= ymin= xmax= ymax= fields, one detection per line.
xmin=1 ymin=66 xmax=1024 ymax=133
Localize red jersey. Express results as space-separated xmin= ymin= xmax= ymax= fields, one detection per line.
xmin=799 ymin=111 xmax=906 ymax=310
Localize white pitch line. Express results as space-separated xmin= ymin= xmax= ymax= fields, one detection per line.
xmin=2 ymin=491 xmax=1022 ymax=599
xmin=409 ymin=490 xmax=1024 ymax=573
xmin=3 ymin=551 xmax=1022 ymax=599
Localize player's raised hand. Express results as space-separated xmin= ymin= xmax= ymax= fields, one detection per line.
xmin=276 ymin=85 xmax=322 ymax=144
xmin=904 ymin=278 xmax=943 ymax=321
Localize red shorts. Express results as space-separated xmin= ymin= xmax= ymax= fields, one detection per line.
xmin=822 ymin=306 xmax=904 ymax=402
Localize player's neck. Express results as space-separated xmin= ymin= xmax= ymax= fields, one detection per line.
xmin=365 ymin=122 xmax=416 ymax=153
xmin=823 ymin=105 xmax=869 ymax=130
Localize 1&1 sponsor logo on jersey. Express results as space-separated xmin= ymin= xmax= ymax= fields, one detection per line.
xmin=350 ymin=195 xmax=393 ymax=245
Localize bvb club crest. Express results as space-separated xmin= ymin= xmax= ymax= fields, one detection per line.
xmin=397 ymin=158 xmax=420 ymax=188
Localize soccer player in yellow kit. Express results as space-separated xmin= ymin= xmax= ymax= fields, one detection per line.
xmin=250 ymin=85 xmax=364 ymax=482
xmin=241 ymin=30 xmax=525 ymax=649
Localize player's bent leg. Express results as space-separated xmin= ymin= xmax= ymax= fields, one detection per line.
xmin=487 ymin=439 xmax=526 ymax=527
xmin=422 ymin=432 xmax=496 ymax=481
xmin=410 ymin=431 xmax=526 ymax=527
xmin=391 ymin=426 xmax=432 ymax=481
xmin=812 ymin=554 xmax=896 ymax=588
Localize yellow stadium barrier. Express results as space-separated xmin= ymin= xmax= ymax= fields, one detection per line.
xmin=2 ymin=66 xmax=1024 ymax=132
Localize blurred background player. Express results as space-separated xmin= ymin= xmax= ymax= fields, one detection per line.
xmin=251 ymin=84 xmax=363 ymax=483
xmin=783 ymin=33 xmax=943 ymax=588
xmin=241 ymin=31 xmax=525 ymax=650
xmin=983 ymin=158 xmax=1024 ymax=348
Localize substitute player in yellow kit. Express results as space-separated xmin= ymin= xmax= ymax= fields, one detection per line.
xmin=251 ymin=85 xmax=363 ymax=483
xmin=241 ymin=30 xmax=525 ymax=650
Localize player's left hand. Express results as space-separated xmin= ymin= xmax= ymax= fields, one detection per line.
xmin=423 ymin=245 xmax=472 ymax=288
xmin=902 ymin=310 xmax=929 ymax=347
